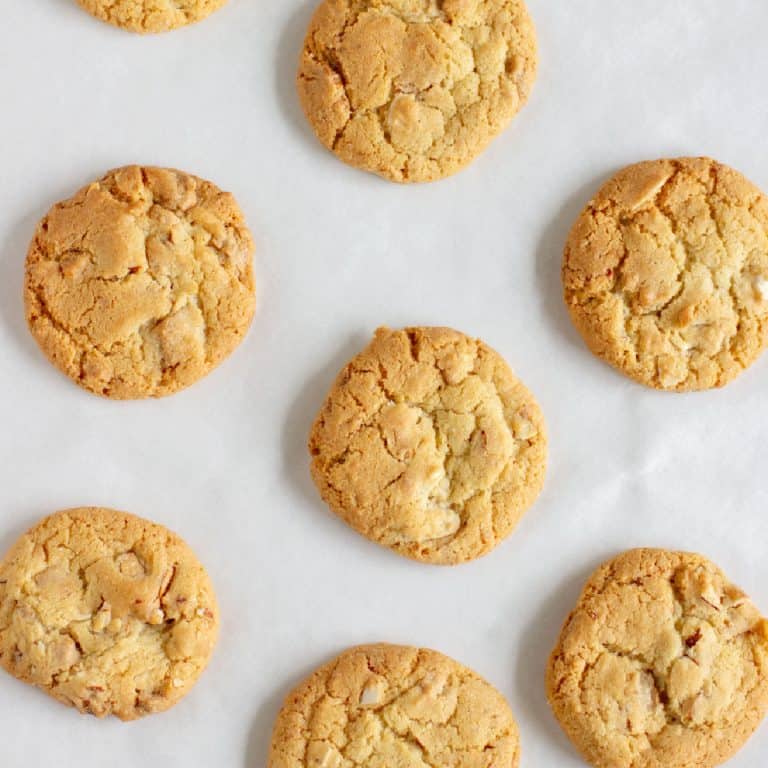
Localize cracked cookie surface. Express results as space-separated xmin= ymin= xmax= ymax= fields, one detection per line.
xmin=0 ymin=507 xmax=218 ymax=720
xmin=546 ymin=548 xmax=768 ymax=768
xmin=76 ymin=0 xmax=228 ymax=33
xmin=309 ymin=327 xmax=547 ymax=564
xmin=563 ymin=157 xmax=768 ymax=391
xmin=269 ymin=643 xmax=520 ymax=768
xmin=25 ymin=165 xmax=256 ymax=399
xmin=297 ymin=0 xmax=537 ymax=183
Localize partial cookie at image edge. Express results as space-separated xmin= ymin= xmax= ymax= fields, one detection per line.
xmin=75 ymin=0 xmax=230 ymax=33
xmin=268 ymin=643 xmax=520 ymax=768
xmin=546 ymin=548 xmax=768 ymax=768
xmin=297 ymin=0 xmax=538 ymax=183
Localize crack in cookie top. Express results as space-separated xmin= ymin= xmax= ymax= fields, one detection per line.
xmin=25 ymin=166 xmax=256 ymax=399
xmin=563 ymin=157 xmax=768 ymax=391
xmin=309 ymin=327 xmax=547 ymax=564
xmin=297 ymin=0 xmax=538 ymax=182
xmin=76 ymin=0 xmax=229 ymax=33
xmin=269 ymin=643 xmax=520 ymax=768
xmin=547 ymin=549 xmax=768 ymax=768
xmin=0 ymin=507 xmax=219 ymax=720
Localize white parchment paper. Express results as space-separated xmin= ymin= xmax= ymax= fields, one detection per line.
xmin=1 ymin=1 xmax=767 ymax=765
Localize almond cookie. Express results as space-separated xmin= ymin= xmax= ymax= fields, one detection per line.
xmin=0 ymin=507 xmax=218 ymax=720
xmin=297 ymin=0 xmax=538 ymax=183
xmin=76 ymin=0 xmax=228 ymax=33
xmin=25 ymin=166 xmax=256 ymax=399
xmin=563 ymin=157 xmax=768 ymax=391
xmin=269 ymin=643 xmax=520 ymax=768
xmin=547 ymin=549 xmax=768 ymax=768
xmin=309 ymin=327 xmax=547 ymax=564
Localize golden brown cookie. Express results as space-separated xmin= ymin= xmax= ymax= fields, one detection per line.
xmin=76 ymin=0 xmax=228 ymax=33
xmin=309 ymin=327 xmax=547 ymax=564
xmin=297 ymin=0 xmax=538 ymax=183
xmin=563 ymin=157 xmax=768 ymax=391
xmin=547 ymin=549 xmax=768 ymax=768
xmin=269 ymin=643 xmax=520 ymax=768
xmin=25 ymin=165 xmax=256 ymax=399
xmin=0 ymin=507 xmax=218 ymax=720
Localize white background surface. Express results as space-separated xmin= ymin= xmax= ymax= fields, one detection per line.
xmin=1 ymin=1 xmax=767 ymax=765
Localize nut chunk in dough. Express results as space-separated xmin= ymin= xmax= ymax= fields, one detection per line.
xmin=0 ymin=507 xmax=219 ymax=720
xmin=309 ymin=326 xmax=547 ymax=564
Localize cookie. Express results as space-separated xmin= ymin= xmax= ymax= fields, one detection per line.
xmin=309 ymin=327 xmax=547 ymax=564
xmin=297 ymin=0 xmax=538 ymax=183
xmin=563 ymin=157 xmax=768 ymax=391
xmin=0 ymin=507 xmax=218 ymax=720
xmin=546 ymin=549 xmax=768 ymax=768
xmin=76 ymin=0 xmax=228 ymax=33
xmin=269 ymin=643 xmax=520 ymax=768
xmin=25 ymin=165 xmax=256 ymax=399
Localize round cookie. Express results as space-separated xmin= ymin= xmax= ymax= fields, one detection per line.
xmin=309 ymin=326 xmax=547 ymax=564
xmin=297 ymin=0 xmax=538 ymax=183
xmin=547 ymin=549 xmax=768 ymax=768
xmin=76 ymin=0 xmax=228 ymax=33
xmin=269 ymin=643 xmax=520 ymax=768
xmin=25 ymin=165 xmax=256 ymax=399
xmin=563 ymin=157 xmax=768 ymax=391
xmin=0 ymin=507 xmax=218 ymax=720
